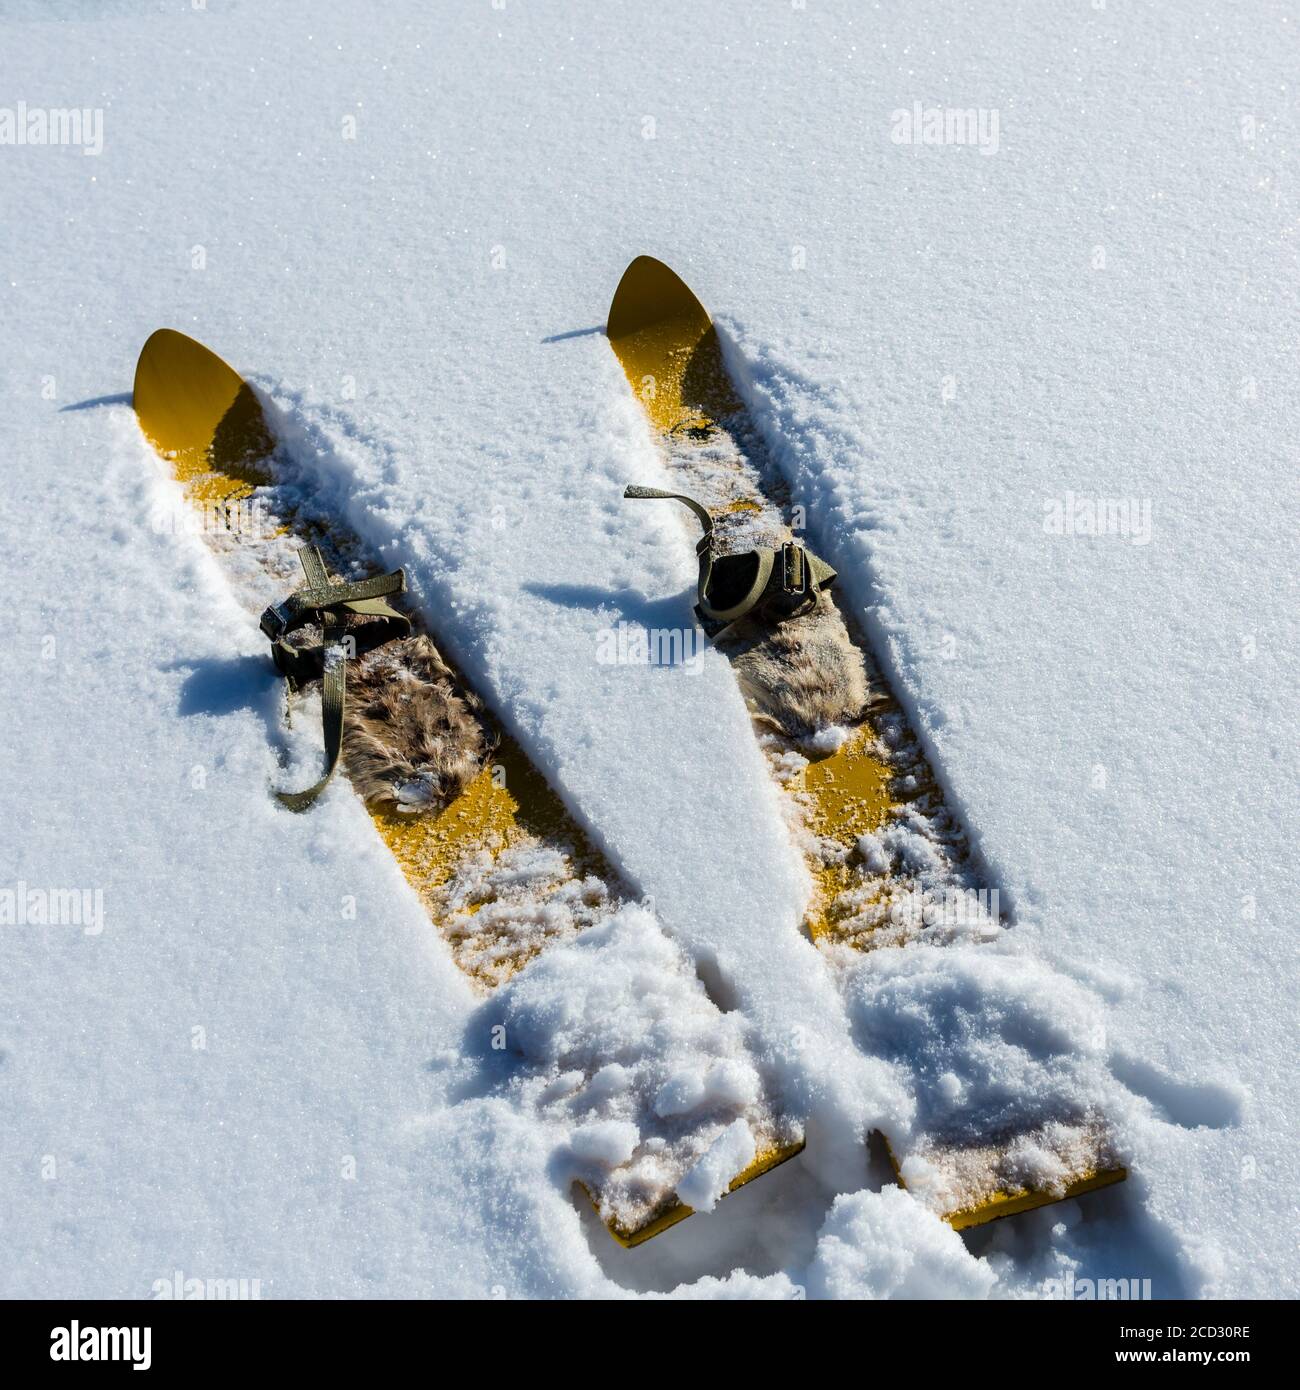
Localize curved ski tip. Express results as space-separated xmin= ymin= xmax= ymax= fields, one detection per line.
xmin=607 ymin=255 xmax=710 ymax=339
xmin=139 ymin=326 xmax=193 ymax=353
xmin=618 ymin=254 xmax=675 ymax=282
xmin=135 ymin=325 xmax=207 ymax=365
xmin=133 ymin=327 xmax=269 ymax=469
xmin=134 ymin=326 xmax=236 ymax=405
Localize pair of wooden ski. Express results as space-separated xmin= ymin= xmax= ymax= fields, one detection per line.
xmin=131 ymin=257 xmax=1123 ymax=1249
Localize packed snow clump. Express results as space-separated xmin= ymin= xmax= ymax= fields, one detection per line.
xmin=483 ymin=905 xmax=800 ymax=1234
xmin=804 ymin=1189 xmax=997 ymax=1299
xmin=843 ymin=942 xmax=1121 ymax=1217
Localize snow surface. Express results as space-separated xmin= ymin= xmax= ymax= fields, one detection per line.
xmin=0 ymin=0 xmax=1295 ymax=1299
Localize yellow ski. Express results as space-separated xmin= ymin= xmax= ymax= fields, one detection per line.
xmin=133 ymin=327 xmax=802 ymax=1244
xmin=135 ymin=328 xmax=618 ymax=989
xmin=608 ymin=257 xmax=1126 ymax=1229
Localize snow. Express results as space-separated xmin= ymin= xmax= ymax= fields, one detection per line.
xmin=676 ymin=1120 xmax=757 ymax=1215
xmin=843 ymin=939 xmax=1122 ymax=1217
xmin=1 ymin=0 xmax=1295 ymax=1299
xmin=487 ymin=906 xmax=793 ymax=1234
xmin=804 ymin=1189 xmax=998 ymax=1300
xmin=434 ymin=841 xmax=615 ymax=987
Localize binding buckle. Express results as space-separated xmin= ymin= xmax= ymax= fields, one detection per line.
xmin=768 ymin=542 xmax=817 ymax=620
xmin=780 ymin=543 xmax=807 ymax=598
xmin=259 ymin=600 xmax=297 ymax=642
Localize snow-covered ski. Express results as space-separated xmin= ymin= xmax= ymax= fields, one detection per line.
xmin=608 ymin=257 xmax=1127 ymax=1229
xmin=132 ymin=327 xmax=803 ymax=1246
